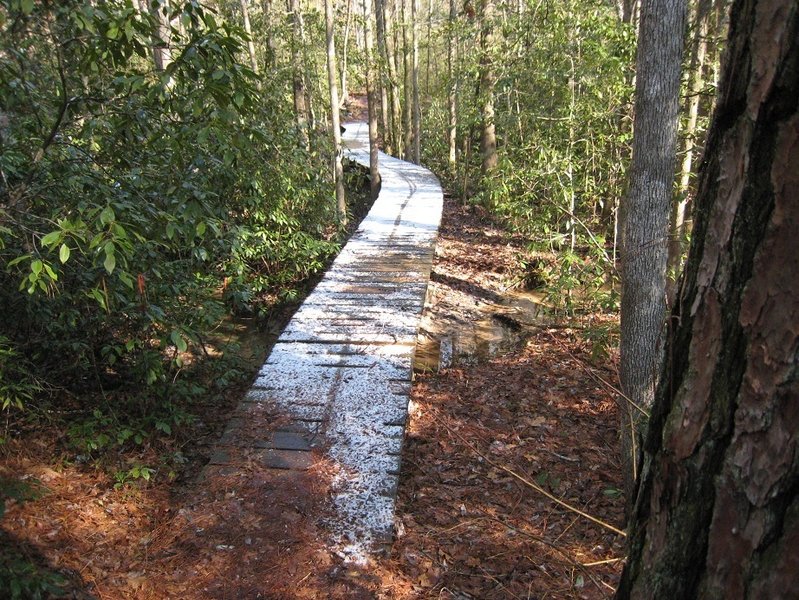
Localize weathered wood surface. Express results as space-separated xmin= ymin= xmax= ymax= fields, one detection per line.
xmin=228 ymin=121 xmax=442 ymax=560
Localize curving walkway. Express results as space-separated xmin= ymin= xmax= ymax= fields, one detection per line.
xmin=217 ymin=122 xmax=442 ymax=561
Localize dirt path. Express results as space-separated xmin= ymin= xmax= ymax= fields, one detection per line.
xmin=2 ymin=192 xmax=625 ymax=599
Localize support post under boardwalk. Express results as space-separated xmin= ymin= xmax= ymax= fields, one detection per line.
xmin=243 ymin=121 xmax=442 ymax=561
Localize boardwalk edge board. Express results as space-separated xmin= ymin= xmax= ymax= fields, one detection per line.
xmin=243 ymin=121 xmax=443 ymax=563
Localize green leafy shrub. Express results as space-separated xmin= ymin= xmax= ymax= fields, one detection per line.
xmin=0 ymin=1 xmax=340 ymax=450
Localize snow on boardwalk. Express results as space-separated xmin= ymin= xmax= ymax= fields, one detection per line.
xmin=242 ymin=121 xmax=442 ymax=561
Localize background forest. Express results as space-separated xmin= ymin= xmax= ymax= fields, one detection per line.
xmin=1 ymin=0 xmax=731 ymax=596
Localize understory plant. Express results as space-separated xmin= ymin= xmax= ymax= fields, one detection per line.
xmin=0 ymin=1 xmax=339 ymax=450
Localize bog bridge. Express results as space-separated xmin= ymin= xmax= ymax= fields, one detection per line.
xmin=210 ymin=121 xmax=443 ymax=561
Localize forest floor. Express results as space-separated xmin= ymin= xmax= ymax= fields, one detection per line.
xmin=1 ymin=137 xmax=626 ymax=598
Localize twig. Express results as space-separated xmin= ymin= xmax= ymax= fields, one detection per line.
xmin=544 ymin=331 xmax=650 ymax=419
xmin=477 ymin=509 xmax=608 ymax=597
xmin=544 ymin=449 xmax=579 ymax=463
xmin=479 ymin=566 xmax=523 ymax=600
xmin=582 ymin=557 xmax=624 ymax=567
xmin=433 ymin=410 xmax=627 ymax=537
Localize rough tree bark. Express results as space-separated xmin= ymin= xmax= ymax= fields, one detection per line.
xmin=324 ymin=0 xmax=347 ymax=223
xmin=617 ymin=1 xmax=798 ymax=597
xmin=619 ymin=0 xmax=686 ymax=502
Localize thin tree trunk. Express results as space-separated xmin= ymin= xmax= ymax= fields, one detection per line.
xmin=288 ymin=0 xmax=310 ymax=148
xmin=617 ymin=2 xmax=799 ymax=595
xmin=240 ymin=0 xmax=259 ymax=72
xmin=410 ymin=0 xmax=421 ymax=163
xmin=301 ymin=2 xmax=318 ymax=132
xmin=380 ymin=85 xmax=390 ymax=151
xmin=262 ymin=0 xmax=279 ymax=67
xmin=143 ymin=0 xmax=172 ymax=72
xmin=666 ymin=0 xmax=710 ymax=304
xmin=425 ymin=0 xmax=433 ymax=97
xmin=340 ymin=0 xmax=353 ymax=107
xmin=617 ymin=0 xmax=640 ymax=23
xmin=363 ymin=0 xmax=382 ymax=199
xmin=325 ymin=0 xmax=347 ymax=224
xmin=619 ymin=0 xmax=686 ymax=504
xmin=376 ymin=0 xmax=402 ymax=156
xmin=566 ymin=53 xmax=577 ymax=251
xmin=478 ymin=0 xmax=498 ymax=174
xmin=447 ymin=0 xmax=458 ymax=174
xmin=401 ymin=0 xmax=413 ymax=161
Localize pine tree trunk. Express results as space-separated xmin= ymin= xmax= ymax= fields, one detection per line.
xmin=619 ymin=0 xmax=686 ymax=503
xmin=618 ymin=2 xmax=799 ymax=596
xmin=325 ymin=0 xmax=347 ymax=224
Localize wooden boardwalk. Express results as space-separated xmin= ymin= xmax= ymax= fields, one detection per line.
xmin=214 ymin=122 xmax=442 ymax=561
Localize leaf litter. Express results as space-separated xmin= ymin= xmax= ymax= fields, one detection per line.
xmin=1 ymin=193 xmax=625 ymax=598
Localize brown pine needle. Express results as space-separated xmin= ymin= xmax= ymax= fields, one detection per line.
xmin=433 ymin=410 xmax=627 ymax=538
xmin=477 ymin=509 xmax=608 ymax=596
xmin=544 ymin=331 xmax=650 ymax=418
